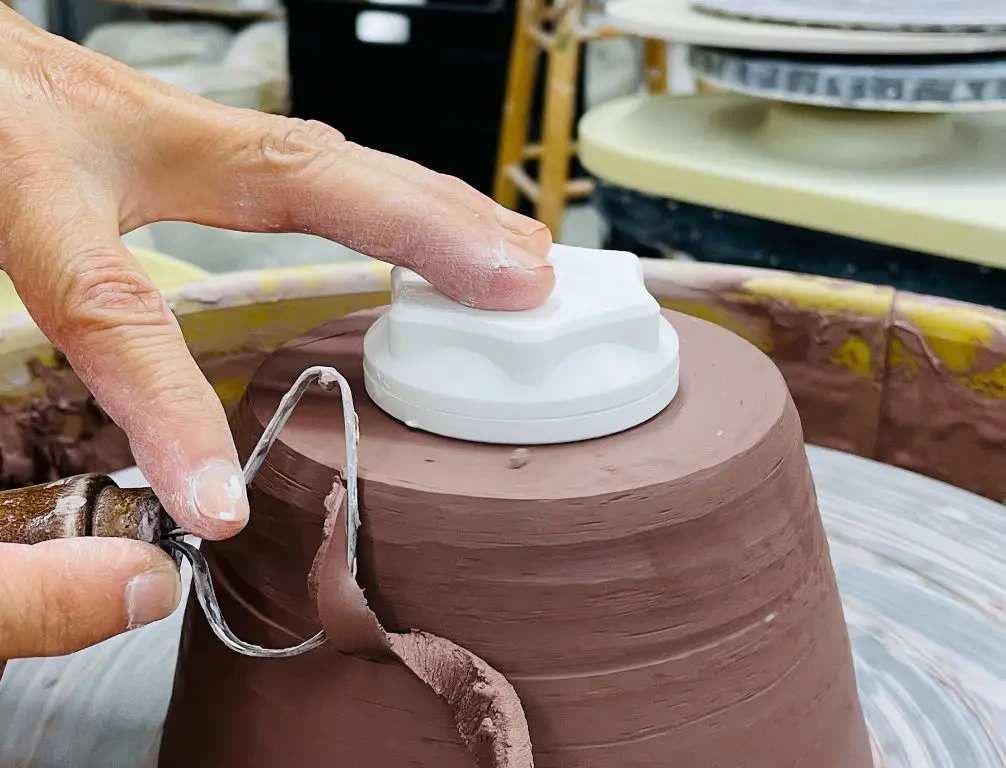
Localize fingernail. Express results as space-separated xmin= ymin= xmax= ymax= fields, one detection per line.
xmin=190 ymin=460 xmax=249 ymax=523
xmin=496 ymin=240 xmax=554 ymax=274
xmin=126 ymin=567 xmax=181 ymax=630
xmin=495 ymin=204 xmax=548 ymax=238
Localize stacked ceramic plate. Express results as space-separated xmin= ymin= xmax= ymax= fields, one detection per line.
xmin=691 ymin=0 xmax=1006 ymax=33
xmin=684 ymin=0 xmax=1006 ymax=111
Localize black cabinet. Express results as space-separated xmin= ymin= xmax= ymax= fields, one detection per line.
xmin=285 ymin=0 xmax=516 ymax=195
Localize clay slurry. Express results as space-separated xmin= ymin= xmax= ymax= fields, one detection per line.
xmin=310 ymin=484 xmax=534 ymax=768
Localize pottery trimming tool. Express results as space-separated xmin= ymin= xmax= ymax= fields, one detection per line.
xmin=0 ymin=244 xmax=681 ymax=657
xmin=583 ymin=0 xmax=1006 ymax=271
xmin=0 ymin=366 xmax=359 ymax=660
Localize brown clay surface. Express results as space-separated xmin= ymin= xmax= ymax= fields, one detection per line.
xmin=159 ymin=308 xmax=872 ymax=768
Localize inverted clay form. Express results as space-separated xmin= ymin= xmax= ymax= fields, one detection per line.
xmin=159 ymin=308 xmax=873 ymax=767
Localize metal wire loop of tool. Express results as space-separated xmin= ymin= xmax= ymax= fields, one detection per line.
xmin=163 ymin=365 xmax=361 ymax=659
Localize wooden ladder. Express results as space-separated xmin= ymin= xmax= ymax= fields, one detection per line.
xmin=493 ymin=0 xmax=668 ymax=234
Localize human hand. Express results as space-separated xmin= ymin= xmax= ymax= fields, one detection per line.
xmin=0 ymin=538 xmax=180 ymax=670
xmin=0 ymin=9 xmax=553 ymax=556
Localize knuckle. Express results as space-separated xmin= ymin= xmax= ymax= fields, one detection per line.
xmin=23 ymin=57 xmax=61 ymax=101
xmin=251 ymin=117 xmax=346 ymax=173
xmin=437 ymin=173 xmax=478 ymax=196
xmin=434 ymin=172 xmax=496 ymax=209
xmin=0 ymin=17 xmax=135 ymax=122
xmin=54 ymin=251 xmax=170 ymax=341
xmin=25 ymin=34 xmax=126 ymax=107
xmin=231 ymin=117 xmax=352 ymax=230
xmin=19 ymin=49 xmax=99 ymax=113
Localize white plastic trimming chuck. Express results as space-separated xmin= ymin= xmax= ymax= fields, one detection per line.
xmin=362 ymin=244 xmax=680 ymax=444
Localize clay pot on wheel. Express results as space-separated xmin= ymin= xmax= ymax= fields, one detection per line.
xmin=160 ymin=257 xmax=872 ymax=766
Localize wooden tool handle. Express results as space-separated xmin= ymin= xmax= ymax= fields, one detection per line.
xmin=0 ymin=474 xmax=170 ymax=545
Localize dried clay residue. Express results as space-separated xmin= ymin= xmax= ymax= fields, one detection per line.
xmin=507 ymin=449 xmax=530 ymax=470
xmin=0 ymin=356 xmax=131 ymax=489
xmin=310 ymin=484 xmax=533 ymax=768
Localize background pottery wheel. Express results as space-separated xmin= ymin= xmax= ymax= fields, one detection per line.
xmin=578 ymin=93 xmax=1006 ymax=269
xmin=603 ymin=0 xmax=1006 ymax=54
xmin=690 ymin=0 xmax=1006 ymax=32
xmin=689 ymin=48 xmax=1006 ymax=112
xmin=0 ymin=449 xmax=1003 ymax=766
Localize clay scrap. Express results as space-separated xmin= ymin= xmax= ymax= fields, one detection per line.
xmin=310 ymin=484 xmax=533 ymax=768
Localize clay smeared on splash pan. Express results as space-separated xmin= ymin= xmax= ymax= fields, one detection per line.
xmin=309 ymin=484 xmax=534 ymax=768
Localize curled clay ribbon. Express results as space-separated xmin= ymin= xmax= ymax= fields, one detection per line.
xmin=307 ymin=483 xmax=534 ymax=768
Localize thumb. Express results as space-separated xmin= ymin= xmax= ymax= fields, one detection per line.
xmin=0 ymin=538 xmax=180 ymax=661
xmin=3 ymin=203 xmax=248 ymax=540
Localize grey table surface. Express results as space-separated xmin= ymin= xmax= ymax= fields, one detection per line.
xmin=0 ymin=448 xmax=1004 ymax=768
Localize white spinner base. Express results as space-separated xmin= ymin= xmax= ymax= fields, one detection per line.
xmin=363 ymin=244 xmax=680 ymax=445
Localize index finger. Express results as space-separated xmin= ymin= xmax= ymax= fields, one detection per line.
xmin=3 ymin=202 xmax=249 ymax=541
xmin=135 ymin=107 xmax=556 ymax=310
